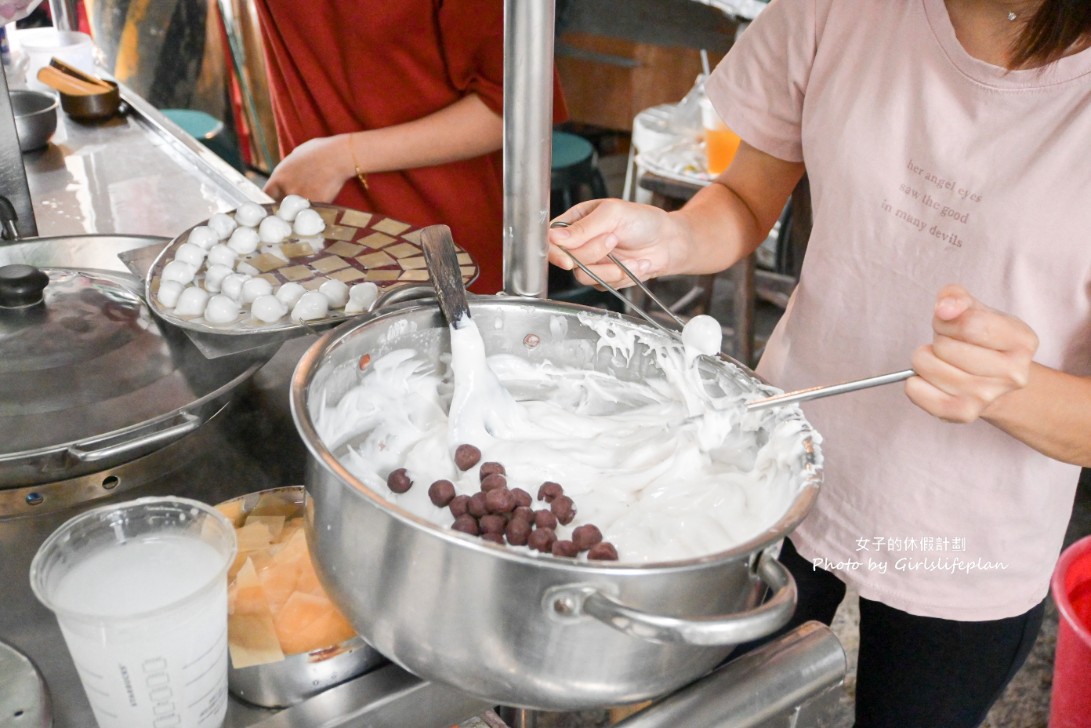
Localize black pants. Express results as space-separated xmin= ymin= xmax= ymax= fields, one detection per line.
xmin=766 ymin=539 xmax=1045 ymax=728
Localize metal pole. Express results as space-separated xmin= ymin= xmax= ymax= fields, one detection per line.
xmin=502 ymin=0 xmax=555 ymax=298
xmin=614 ymin=622 xmax=846 ymax=728
xmin=48 ymin=0 xmax=78 ymax=32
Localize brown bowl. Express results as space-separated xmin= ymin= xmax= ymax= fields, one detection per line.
xmin=59 ymin=80 xmax=120 ymax=121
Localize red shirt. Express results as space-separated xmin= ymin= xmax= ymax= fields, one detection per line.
xmin=253 ymin=0 xmax=564 ymax=294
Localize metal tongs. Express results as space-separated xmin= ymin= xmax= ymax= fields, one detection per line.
xmin=548 ymin=220 xmax=915 ymax=411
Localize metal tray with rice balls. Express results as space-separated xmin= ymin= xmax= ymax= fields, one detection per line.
xmin=145 ymin=198 xmax=479 ymax=335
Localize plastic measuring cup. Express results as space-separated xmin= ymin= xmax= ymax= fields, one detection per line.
xmin=16 ymin=27 xmax=96 ymax=93
xmin=30 ymin=496 xmax=237 ymax=728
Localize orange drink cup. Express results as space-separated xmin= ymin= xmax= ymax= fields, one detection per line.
xmin=699 ymin=97 xmax=741 ymax=176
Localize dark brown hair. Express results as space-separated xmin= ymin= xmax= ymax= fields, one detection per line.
xmin=1011 ymin=0 xmax=1091 ymax=68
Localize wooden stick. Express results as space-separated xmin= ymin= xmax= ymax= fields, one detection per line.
xmin=47 ymin=57 xmax=113 ymax=91
xmin=36 ymin=66 xmax=107 ymax=96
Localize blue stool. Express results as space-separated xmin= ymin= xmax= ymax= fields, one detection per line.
xmin=162 ymin=109 xmax=244 ymax=172
xmin=548 ymin=130 xmax=619 ymax=310
xmin=550 ymin=130 xmax=609 ymax=219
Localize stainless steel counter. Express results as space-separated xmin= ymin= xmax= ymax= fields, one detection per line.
xmin=22 ymin=85 xmax=270 ymax=238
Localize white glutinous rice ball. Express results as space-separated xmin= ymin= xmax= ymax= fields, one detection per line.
xmin=207 ymin=244 xmax=238 ymax=269
xmin=293 ymin=208 xmax=325 ymax=236
xmin=344 ymin=282 xmax=379 ymax=314
xmin=203 ymin=264 xmax=233 ymax=293
xmin=275 ymin=282 xmax=306 ymax=307
xmin=251 ymin=294 xmax=287 ymax=323
xmin=221 ymin=273 xmax=252 ymax=301
xmin=227 ymin=226 xmax=260 ymax=255
xmin=318 ymin=279 xmax=350 ymax=308
xmin=207 ymin=212 xmax=237 ymax=240
xmin=157 ymin=280 xmax=184 ymax=309
xmin=681 ymin=314 xmax=723 ymax=358
xmin=291 ymin=291 xmax=329 ymax=321
xmin=187 ymin=225 xmax=218 ymax=250
xmin=240 ymin=277 xmax=274 ymax=305
xmin=258 ymin=215 xmax=293 ymax=244
xmin=276 ymin=194 xmax=310 ymax=222
xmin=161 ymin=260 xmax=197 ymax=286
xmin=204 ymin=294 xmax=240 ymax=325
xmin=173 ymin=242 xmax=206 ymax=268
xmin=174 ymin=286 xmax=209 ymax=318
xmin=234 ymin=202 xmax=267 ymax=228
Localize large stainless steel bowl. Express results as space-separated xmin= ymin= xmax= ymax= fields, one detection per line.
xmin=291 ymin=297 xmax=822 ymax=710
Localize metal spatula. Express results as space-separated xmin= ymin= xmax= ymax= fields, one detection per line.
xmin=421 ymin=224 xmax=471 ymax=329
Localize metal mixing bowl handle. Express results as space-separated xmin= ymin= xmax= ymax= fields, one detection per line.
xmin=547 ymin=552 xmax=797 ymax=646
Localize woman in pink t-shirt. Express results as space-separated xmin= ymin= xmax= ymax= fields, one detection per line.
xmin=550 ymin=0 xmax=1091 ymax=725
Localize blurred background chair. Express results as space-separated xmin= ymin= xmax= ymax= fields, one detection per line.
xmin=550 ymin=129 xmax=609 ymax=219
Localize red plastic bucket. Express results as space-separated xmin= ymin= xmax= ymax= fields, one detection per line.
xmin=1050 ymin=534 xmax=1091 ymax=728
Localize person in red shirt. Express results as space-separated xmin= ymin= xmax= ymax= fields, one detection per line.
xmin=253 ymin=0 xmax=565 ymax=294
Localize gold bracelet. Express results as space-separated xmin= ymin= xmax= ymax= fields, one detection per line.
xmin=348 ymin=134 xmax=369 ymax=190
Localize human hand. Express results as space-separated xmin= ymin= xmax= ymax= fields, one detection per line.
xmin=264 ymin=136 xmax=351 ymax=203
xmin=546 ymin=199 xmax=676 ymax=289
xmin=906 ymin=284 xmax=1038 ymax=423
xmin=0 ymin=0 xmax=42 ymax=22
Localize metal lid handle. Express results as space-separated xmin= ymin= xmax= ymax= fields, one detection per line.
xmin=0 ymin=264 xmax=49 ymax=308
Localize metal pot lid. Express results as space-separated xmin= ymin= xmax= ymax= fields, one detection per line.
xmin=0 ymin=639 xmax=51 ymax=727
xmin=0 ymin=258 xmax=265 ymax=486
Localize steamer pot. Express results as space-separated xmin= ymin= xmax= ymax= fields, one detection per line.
xmin=291 ymin=297 xmax=822 ymax=710
xmin=0 ymin=235 xmax=270 ymax=515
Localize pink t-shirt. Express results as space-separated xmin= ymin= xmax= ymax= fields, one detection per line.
xmin=707 ymin=0 xmax=1091 ymax=620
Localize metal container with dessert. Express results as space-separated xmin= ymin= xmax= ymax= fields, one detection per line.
xmin=291 ymin=296 xmax=822 ymax=710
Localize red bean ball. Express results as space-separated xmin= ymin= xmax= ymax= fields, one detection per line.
xmin=428 ymin=479 xmax=456 ymax=507
xmin=533 ymin=509 xmax=558 ymax=531
xmin=481 ymin=532 xmax=505 ymax=545
xmin=527 ymin=527 xmax=557 ymax=553
xmin=479 ymin=514 xmax=507 ymax=535
xmin=485 ymin=487 xmax=516 ymax=514
xmin=550 ymin=495 xmax=577 ymax=525
xmin=505 ymin=518 xmax=532 ymax=546
xmin=455 ymin=444 xmax=482 ymax=471
xmin=571 ymin=524 xmax=603 ymax=551
xmin=468 ymin=492 xmax=488 ymax=518
xmin=551 ymin=539 xmax=580 ymax=558
xmin=451 ymin=514 xmax=480 ymax=536
xmin=480 ymin=473 xmax=508 ymax=492
xmin=537 ymin=481 xmax=563 ymax=502
xmin=449 ymin=494 xmax=471 ymax=518
xmin=511 ymin=487 xmax=532 ymax=508
xmin=588 ymin=542 xmax=619 ymax=561
xmin=479 ymin=462 xmax=506 ymax=480
xmin=387 ymin=468 xmax=413 ymax=494
xmin=512 ymin=506 xmax=534 ymax=523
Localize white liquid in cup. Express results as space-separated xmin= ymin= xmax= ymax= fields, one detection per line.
xmin=31 ymin=497 xmax=237 ymax=728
